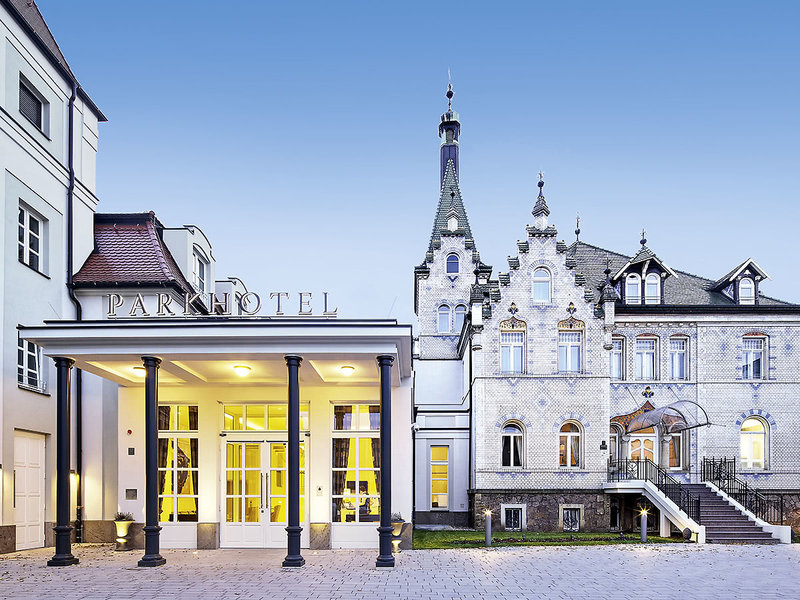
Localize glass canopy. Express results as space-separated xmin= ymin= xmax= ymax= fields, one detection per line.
xmin=625 ymin=400 xmax=711 ymax=435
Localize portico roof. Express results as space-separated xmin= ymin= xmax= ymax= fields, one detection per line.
xmin=19 ymin=318 xmax=412 ymax=387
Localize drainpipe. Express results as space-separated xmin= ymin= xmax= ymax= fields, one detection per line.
xmin=467 ymin=332 xmax=473 ymax=527
xmin=65 ymin=81 xmax=84 ymax=543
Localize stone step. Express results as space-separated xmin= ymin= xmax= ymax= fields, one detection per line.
xmin=707 ymin=538 xmax=781 ymax=545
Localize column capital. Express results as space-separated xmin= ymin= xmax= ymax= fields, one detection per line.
xmin=376 ymin=355 xmax=395 ymax=367
xmin=284 ymin=354 xmax=303 ymax=366
xmin=141 ymin=356 xmax=162 ymax=368
xmin=53 ymin=356 xmax=75 ymax=369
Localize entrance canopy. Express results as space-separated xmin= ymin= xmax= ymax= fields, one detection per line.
xmin=625 ymin=400 xmax=710 ymax=435
xmin=19 ymin=318 xmax=412 ymax=386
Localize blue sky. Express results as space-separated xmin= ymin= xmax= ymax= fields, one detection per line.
xmin=38 ymin=0 xmax=800 ymax=321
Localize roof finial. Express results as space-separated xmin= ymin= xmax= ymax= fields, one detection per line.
xmin=538 ymin=171 xmax=545 ymax=197
xmin=575 ymin=214 xmax=581 ymax=242
xmin=640 ymin=228 xmax=647 ymax=247
xmin=446 ymin=71 xmax=454 ymax=111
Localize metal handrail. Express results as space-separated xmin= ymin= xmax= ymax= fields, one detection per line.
xmin=701 ymin=457 xmax=784 ymax=525
xmin=607 ymin=458 xmax=701 ymax=523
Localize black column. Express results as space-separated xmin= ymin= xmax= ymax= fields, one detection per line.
xmin=376 ymin=354 xmax=395 ymax=568
xmin=138 ymin=356 xmax=166 ymax=567
xmin=48 ymin=357 xmax=79 ymax=567
xmin=282 ymin=354 xmax=305 ymax=567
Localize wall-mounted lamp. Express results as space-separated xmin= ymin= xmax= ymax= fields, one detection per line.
xmin=600 ymin=440 xmax=608 ymax=451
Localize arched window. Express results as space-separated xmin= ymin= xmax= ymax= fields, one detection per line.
xmin=625 ymin=274 xmax=641 ymax=305
xmin=532 ymin=268 xmax=551 ymax=303
xmin=454 ymin=304 xmax=468 ymax=332
xmin=501 ymin=423 xmax=523 ymax=467
xmin=559 ymin=422 xmax=582 ymax=468
xmin=437 ymin=304 xmax=451 ymax=333
xmin=446 ymin=253 xmax=459 ymax=274
xmin=645 ymin=273 xmax=660 ymax=304
xmin=739 ymin=278 xmax=755 ymax=305
xmin=740 ymin=417 xmax=767 ymax=469
xmin=609 ymin=424 xmax=622 ymax=464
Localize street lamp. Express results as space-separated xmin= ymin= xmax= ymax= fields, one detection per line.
xmin=484 ymin=509 xmax=492 ymax=547
xmin=639 ymin=508 xmax=648 ymax=543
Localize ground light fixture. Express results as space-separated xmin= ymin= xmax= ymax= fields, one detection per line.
xmin=340 ymin=365 xmax=356 ymax=376
xmin=639 ymin=508 xmax=648 ymax=543
xmin=484 ymin=509 xmax=492 ymax=547
xmin=233 ymin=365 xmax=251 ymax=377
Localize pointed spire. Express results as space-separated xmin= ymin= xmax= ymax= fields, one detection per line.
xmin=532 ymin=171 xmax=551 ymax=229
xmin=438 ymin=80 xmax=461 ymax=185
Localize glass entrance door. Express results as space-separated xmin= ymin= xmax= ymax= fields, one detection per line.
xmin=220 ymin=440 xmax=308 ymax=548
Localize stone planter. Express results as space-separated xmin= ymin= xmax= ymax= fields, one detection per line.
xmin=391 ymin=520 xmax=405 ymax=537
xmin=114 ymin=520 xmax=134 ymax=551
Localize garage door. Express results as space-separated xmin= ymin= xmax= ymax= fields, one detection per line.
xmin=14 ymin=431 xmax=46 ymax=550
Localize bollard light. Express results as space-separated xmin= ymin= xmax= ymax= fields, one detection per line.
xmin=639 ymin=508 xmax=648 ymax=543
xmin=484 ymin=509 xmax=492 ymax=547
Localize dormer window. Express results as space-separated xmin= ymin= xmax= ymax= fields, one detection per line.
xmin=192 ymin=249 xmax=208 ymax=292
xmin=446 ymin=253 xmax=459 ymax=274
xmin=644 ymin=273 xmax=660 ymax=305
xmin=739 ymin=278 xmax=755 ymax=305
xmin=625 ymin=274 xmax=641 ymax=305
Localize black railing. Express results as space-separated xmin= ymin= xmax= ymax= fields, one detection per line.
xmin=701 ymin=457 xmax=785 ymax=525
xmin=608 ymin=458 xmax=701 ymax=523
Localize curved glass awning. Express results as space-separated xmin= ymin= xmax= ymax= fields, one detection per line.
xmin=625 ymin=400 xmax=711 ymax=434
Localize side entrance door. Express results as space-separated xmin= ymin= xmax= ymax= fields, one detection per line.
xmin=220 ymin=439 xmax=308 ymax=548
xmin=14 ymin=431 xmax=45 ymax=550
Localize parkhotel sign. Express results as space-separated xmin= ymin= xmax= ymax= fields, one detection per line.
xmin=106 ymin=291 xmax=338 ymax=318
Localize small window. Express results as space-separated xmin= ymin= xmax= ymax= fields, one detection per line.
xmin=500 ymin=331 xmax=525 ymax=373
xmin=17 ymin=338 xmax=44 ymax=391
xmin=742 ymin=336 xmax=766 ymax=380
xmin=532 ymin=268 xmax=551 ymax=303
xmin=504 ymin=507 xmax=523 ymax=531
xmin=562 ymin=507 xmax=580 ymax=532
xmin=739 ymin=278 xmax=755 ymax=305
xmin=454 ymin=304 xmax=468 ymax=332
xmin=18 ymin=206 xmax=43 ymax=272
xmin=625 ymin=274 xmax=641 ymax=305
xmin=192 ymin=249 xmax=208 ymax=292
xmin=559 ymin=422 xmax=581 ymax=468
xmin=437 ymin=305 xmax=451 ymax=333
xmin=609 ymin=425 xmax=621 ymax=463
xmin=430 ymin=446 xmax=449 ymax=509
xmin=635 ymin=337 xmax=657 ymax=380
xmin=501 ymin=423 xmax=523 ymax=467
xmin=740 ymin=417 xmax=766 ymax=470
xmin=645 ymin=273 xmax=660 ymax=304
xmin=669 ymin=433 xmax=684 ymax=469
xmin=610 ymin=338 xmax=624 ymax=380
xmin=19 ymin=80 xmax=43 ymax=130
xmin=446 ymin=253 xmax=459 ymax=274
xmin=558 ymin=332 xmax=582 ymax=373
xmin=669 ymin=337 xmax=688 ymax=380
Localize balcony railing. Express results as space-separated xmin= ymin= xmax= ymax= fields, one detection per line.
xmin=608 ymin=458 xmax=701 ymax=523
xmin=701 ymin=457 xmax=784 ymax=525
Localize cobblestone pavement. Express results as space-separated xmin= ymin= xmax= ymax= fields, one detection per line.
xmin=0 ymin=543 xmax=798 ymax=599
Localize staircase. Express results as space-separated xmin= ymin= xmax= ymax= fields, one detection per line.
xmin=684 ymin=484 xmax=779 ymax=544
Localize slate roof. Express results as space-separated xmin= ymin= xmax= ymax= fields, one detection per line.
xmin=73 ymin=212 xmax=193 ymax=293
xmin=568 ymin=241 xmax=794 ymax=307
xmin=427 ymin=159 xmax=475 ymax=252
xmin=710 ymin=258 xmax=770 ymax=290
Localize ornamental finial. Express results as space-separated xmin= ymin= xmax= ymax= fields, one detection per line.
xmin=575 ymin=214 xmax=581 ymax=242
xmin=640 ymin=228 xmax=647 ymax=247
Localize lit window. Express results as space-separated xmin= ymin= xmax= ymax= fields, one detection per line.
xmin=609 ymin=425 xmax=620 ymax=463
xmin=454 ymin=304 xmax=468 ymax=332
xmin=742 ymin=337 xmax=765 ymax=380
xmin=500 ymin=331 xmax=525 ymax=373
xmin=446 ymin=253 xmax=459 ymax=274
xmin=635 ymin=337 xmax=657 ymax=380
xmin=18 ymin=206 xmax=43 ymax=272
xmin=740 ymin=417 xmax=766 ymax=470
xmin=192 ymin=249 xmax=208 ymax=292
xmin=222 ymin=404 xmax=309 ymax=431
xmin=669 ymin=433 xmax=683 ymax=469
xmin=669 ymin=337 xmax=688 ymax=380
xmin=501 ymin=423 xmax=523 ymax=467
xmin=19 ymin=80 xmax=43 ymax=130
xmin=157 ymin=405 xmax=199 ymax=522
xmin=437 ymin=305 xmax=451 ymax=333
xmin=739 ymin=278 xmax=755 ymax=305
xmin=630 ymin=430 xmax=656 ymax=461
xmin=625 ymin=274 xmax=641 ymax=305
xmin=532 ymin=268 xmax=551 ymax=303
xmin=559 ymin=422 xmax=581 ymax=468
xmin=645 ymin=273 xmax=660 ymax=304
xmin=430 ymin=446 xmax=449 ymax=509
xmin=17 ymin=338 xmax=44 ymax=391
xmin=332 ymin=404 xmax=381 ymax=523
xmin=558 ymin=332 xmax=582 ymax=373
xmin=610 ymin=338 xmax=624 ymax=380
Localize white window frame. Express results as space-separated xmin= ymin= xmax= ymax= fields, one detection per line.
xmin=437 ymin=304 xmax=452 ymax=334
xmin=635 ymin=336 xmax=658 ymax=380
xmin=500 ymin=330 xmax=525 ymax=374
xmin=558 ymin=331 xmax=582 ymax=373
xmin=454 ymin=304 xmax=468 ymax=333
xmin=742 ymin=336 xmax=766 ymax=380
xmin=740 ymin=417 xmax=767 ymax=470
xmin=18 ymin=205 xmax=43 ymax=273
xmin=446 ymin=253 xmax=459 ymax=274
xmin=430 ymin=445 xmax=449 ymax=510
xmin=17 ymin=338 xmax=45 ymax=392
xmin=669 ymin=336 xmax=689 ymax=381
xmin=645 ymin=273 xmax=660 ymax=304
xmin=609 ymin=424 xmax=622 ymax=464
xmin=192 ymin=249 xmax=208 ymax=293
xmin=157 ymin=404 xmax=199 ymax=523
xmin=668 ymin=432 xmax=686 ymax=471
xmin=531 ymin=267 xmax=551 ymax=304
xmin=500 ymin=503 xmax=526 ymax=531
xmin=501 ymin=423 xmax=524 ymax=468
xmin=610 ymin=337 xmax=624 ymax=380
xmin=739 ymin=278 xmax=755 ymax=305
xmin=625 ymin=273 xmax=641 ymax=304
xmin=559 ymin=422 xmax=582 ymax=468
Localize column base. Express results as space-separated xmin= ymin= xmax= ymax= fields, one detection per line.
xmin=138 ymin=554 xmax=167 ymax=567
xmin=282 ymin=524 xmax=304 ymax=567
xmin=375 ymin=554 xmax=395 ymax=568
xmin=47 ymin=554 xmax=79 ymax=567
xmin=281 ymin=555 xmax=306 ymax=568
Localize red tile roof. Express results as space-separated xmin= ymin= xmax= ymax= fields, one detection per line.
xmin=73 ymin=212 xmax=193 ymax=293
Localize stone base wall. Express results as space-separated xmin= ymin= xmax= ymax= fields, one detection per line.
xmin=0 ymin=525 xmax=15 ymax=554
xmin=469 ymin=489 xmax=611 ymax=532
xmin=415 ymin=510 xmax=470 ymax=528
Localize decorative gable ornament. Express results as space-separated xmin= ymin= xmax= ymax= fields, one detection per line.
xmin=558 ymin=303 xmax=585 ymax=330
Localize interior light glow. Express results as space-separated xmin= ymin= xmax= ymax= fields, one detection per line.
xmin=233 ymin=365 xmax=252 ymax=377
xmin=340 ymin=365 xmax=356 ymax=376
xmin=132 ymin=366 xmax=146 ymax=376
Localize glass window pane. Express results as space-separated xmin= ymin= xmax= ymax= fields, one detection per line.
xmin=176 ymin=496 xmax=198 ymax=522
xmin=358 ymin=405 xmax=380 ymax=430
xmin=268 ymin=405 xmax=287 ymax=430
xmin=270 ymin=443 xmax=286 ymax=469
xmin=227 ymin=470 xmax=242 ymax=496
xmin=332 ymin=438 xmax=355 ymax=469
xmin=332 ymin=496 xmax=357 ymax=523
xmin=246 ymin=498 xmax=261 ymax=523
xmin=559 ymin=436 xmax=567 ymax=466
xmin=359 ymin=496 xmax=380 ymax=522
xmin=270 ymin=469 xmax=285 ymax=495
xmin=245 ymin=444 xmax=260 ymax=468
xmin=227 ymin=443 xmax=241 ymax=469
xmin=432 ymin=494 xmax=448 ymax=509
xmin=570 ymin=436 xmax=580 ymax=467
xmin=224 ymin=405 xmax=244 ymax=430
xmin=158 ymin=405 xmax=172 ymax=430
xmin=359 ymin=437 xmax=380 ymax=469
xmin=431 ymin=446 xmax=448 ymax=461
xmin=157 ymin=438 xmax=171 ymax=469
xmin=332 ymin=470 xmax=358 ymax=496
xmin=244 ymin=470 xmax=259 ymax=496
xmin=501 ymin=345 xmax=510 ymax=372
xmin=226 ymin=497 xmax=241 ymax=523
xmin=333 ymin=405 xmax=353 ymax=430
xmin=159 ymin=496 xmax=174 ymax=523
xmin=245 ymin=405 xmax=265 ymax=430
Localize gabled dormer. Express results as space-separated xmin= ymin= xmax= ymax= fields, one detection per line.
xmin=612 ymin=233 xmax=677 ymax=305
xmin=711 ymin=258 xmax=770 ymax=305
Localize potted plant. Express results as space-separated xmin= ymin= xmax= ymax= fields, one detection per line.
xmin=113 ymin=511 xmax=134 ymax=551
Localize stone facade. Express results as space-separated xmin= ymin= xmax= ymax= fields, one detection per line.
xmin=471 ymin=490 xmax=611 ymax=532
